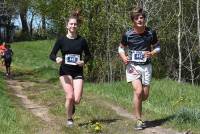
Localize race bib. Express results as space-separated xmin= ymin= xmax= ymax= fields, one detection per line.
xmin=129 ymin=51 xmax=147 ymax=62
xmin=65 ymin=54 xmax=80 ymax=65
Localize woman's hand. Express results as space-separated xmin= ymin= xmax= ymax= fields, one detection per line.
xmin=56 ymin=57 xmax=63 ymax=64
xmin=76 ymin=60 xmax=84 ymax=67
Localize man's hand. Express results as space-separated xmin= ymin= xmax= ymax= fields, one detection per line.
xmin=145 ymin=51 xmax=156 ymax=58
xmin=121 ymin=56 xmax=129 ymax=65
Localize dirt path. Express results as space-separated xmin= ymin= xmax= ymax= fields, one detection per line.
xmin=6 ymin=79 xmax=62 ymax=134
xmin=6 ymin=79 xmax=188 ymax=134
xmin=104 ymin=103 xmax=186 ymax=134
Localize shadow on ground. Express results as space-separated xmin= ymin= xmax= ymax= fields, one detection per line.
xmin=78 ymin=118 xmax=121 ymax=127
xmin=145 ymin=115 xmax=175 ymax=128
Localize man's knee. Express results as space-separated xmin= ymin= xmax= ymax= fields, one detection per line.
xmin=142 ymin=86 xmax=150 ymax=101
xmin=135 ymin=90 xmax=143 ymax=100
xmin=142 ymin=94 xmax=149 ymax=101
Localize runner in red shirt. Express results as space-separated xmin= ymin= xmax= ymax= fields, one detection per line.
xmin=0 ymin=42 xmax=7 ymax=65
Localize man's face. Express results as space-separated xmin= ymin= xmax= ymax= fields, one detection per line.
xmin=133 ymin=15 xmax=145 ymax=28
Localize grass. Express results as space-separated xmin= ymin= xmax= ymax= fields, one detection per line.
xmin=0 ymin=72 xmax=46 ymax=134
xmin=12 ymin=40 xmax=59 ymax=81
xmin=85 ymin=79 xmax=200 ymax=133
xmin=1 ymin=40 xmax=199 ymax=133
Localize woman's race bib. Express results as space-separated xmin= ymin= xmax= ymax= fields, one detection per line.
xmin=129 ymin=51 xmax=147 ymax=63
xmin=65 ymin=54 xmax=80 ymax=65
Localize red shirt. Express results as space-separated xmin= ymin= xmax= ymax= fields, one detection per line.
xmin=0 ymin=45 xmax=6 ymax=54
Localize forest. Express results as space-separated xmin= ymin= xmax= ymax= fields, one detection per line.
xmin=4 ymin=0 xmax=200 ymax=84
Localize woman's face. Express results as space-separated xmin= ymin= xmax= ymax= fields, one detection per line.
xmin=66 ymin=18 xmax=78 ymax=34
xmin=133 ymin=14 xmax=145 ymax=28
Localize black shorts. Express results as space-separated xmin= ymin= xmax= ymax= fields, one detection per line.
xmin=59 ymin=66 xmax=84 ymax=79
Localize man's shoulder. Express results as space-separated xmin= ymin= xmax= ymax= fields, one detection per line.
xmin=146 ymin=27 xmax=156 ymax=34
xmin=123 ymin=28 xmax=134 ymax=36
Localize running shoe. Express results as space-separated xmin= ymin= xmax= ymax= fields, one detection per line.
xmin=134 ymin=119 xmax=146 ymax=130
xmin=66 ymin=119 xmax=74 ymax=127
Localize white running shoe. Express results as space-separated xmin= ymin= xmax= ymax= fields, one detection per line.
xmin=66 ymin=119 xmax=74 ymax=127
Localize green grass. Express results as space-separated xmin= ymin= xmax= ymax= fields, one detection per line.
xmin=12 ymin=40 xmax=59 ymax=81
xmin=85 ymin=79 xmax=200 ymax=133
xmin=0 ymin=73 xmax=45 ymax=134
xmin=4 ymin=40 xmax=200 ymax=133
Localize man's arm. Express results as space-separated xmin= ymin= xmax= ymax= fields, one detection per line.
xmin=118 ymin=43 xmax=128 ymax=64
xmin=151 ymin=41 xmax=161 ymax=56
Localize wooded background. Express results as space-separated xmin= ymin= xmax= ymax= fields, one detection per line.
xmin=4 ymin=0 xmax=200 ymax=84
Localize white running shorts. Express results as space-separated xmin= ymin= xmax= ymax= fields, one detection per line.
xmin=126 ymin=63 xmax=152 ymax=85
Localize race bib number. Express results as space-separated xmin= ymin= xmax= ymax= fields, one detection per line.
xmin=130 ymin=51 xmax=147 ymax=62
xmin=65 ymin=54 xmax=80 ymax=65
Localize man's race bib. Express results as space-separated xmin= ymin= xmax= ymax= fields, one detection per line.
xmin=129 ymin=51 xmax=147 ymax=63
xmin=65 ymin=54 xmax=80 ymax=65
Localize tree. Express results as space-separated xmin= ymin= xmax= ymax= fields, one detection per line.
xmin=177 ymin=0 xmax=182 ymax=82
xmin=18 ymin=0 xmax=31 ymax=40
xmin=197 ymin=0 xmax=200 ymax=52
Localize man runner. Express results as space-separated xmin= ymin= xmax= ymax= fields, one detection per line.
xmin=118 ymin=7 xmax=161 ymax=130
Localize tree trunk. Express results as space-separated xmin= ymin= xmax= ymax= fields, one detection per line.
xmin=188 ymin=51 xmax=194 ymax=85
xmin=20 ymin=6 xmax=30 ymax=40
xmin=197 ymin=0 xmax=200 ymax=53
xmin=177 ymin=0 xmax=182 ymax=82
xmin=29 ymin=12 xmax=35 ymax=37
xmin=105 ymin=0 xmax=113 ymax=82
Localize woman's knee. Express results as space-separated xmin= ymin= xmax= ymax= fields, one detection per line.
xmin=74 ymin=97 xmax=81 ymax=104
xmin=66 ymin=96 xmax=74 ymax=102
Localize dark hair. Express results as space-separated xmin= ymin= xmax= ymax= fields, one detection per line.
xmin=130 ymin=7 xmax=146 ymax=21
xmin=66 ymin=9 xmax=82 ymax=25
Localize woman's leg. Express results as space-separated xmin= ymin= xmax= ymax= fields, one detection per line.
xmin=73 ymin=79 xmax=83 ymax=104
xmin=59 ymin=75 xmax=74 ymax=120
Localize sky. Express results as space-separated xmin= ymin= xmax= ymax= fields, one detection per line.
xmin=12 ymin=12 xmax=42 ymax=29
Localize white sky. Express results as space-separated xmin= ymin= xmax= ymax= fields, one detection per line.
xmin=12 ymin=12 xmax=42 ymax=29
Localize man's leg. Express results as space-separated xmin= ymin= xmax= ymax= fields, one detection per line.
xmin=132 ymin=79 xmax=148 ymax=130
xmin=132 ymin=79 xmax=143 ymax=119
xmin=142 ymin=85 xmax=150 ymax=101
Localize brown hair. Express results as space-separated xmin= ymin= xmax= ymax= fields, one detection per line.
xmin=66 ymin=9 xmax=82 ymax=25
xmin=130 ymin=7 xmax=146 ymax=21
